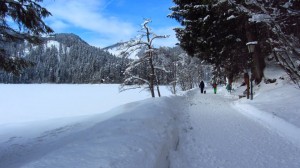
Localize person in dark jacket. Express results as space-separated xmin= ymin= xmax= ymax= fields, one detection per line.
xmin=199 ymin=81 xmax=205 ymax=94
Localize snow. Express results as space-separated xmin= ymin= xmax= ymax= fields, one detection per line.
xmin=0 ymin=84 xmax=171 ymax=124
xmin=1 ymin=64 xmax=300 ymax=168
xmin=171 ymin=88 xmax=300 ymax=168
xmin=245 ymin=0 xmax=257 ymax=5
xmin=194 ymin=5 xmax=208 ymax=9
xmin=227 ymin=15 xmax=236 ymax=20
xmin=45 ymin=40 xmax=60 ymax=49
xmin=203 ymin=15 xmax=210 ymax=22
xmin=246 ymin=41 xmax=258 ymax=45
xmin=283 ymin=2 xmax=292 ymax=9
xmin=249 ymin=14 xmax=272 ymax=23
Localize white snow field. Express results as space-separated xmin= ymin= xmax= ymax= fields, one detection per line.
xmin=1 ymin=64 xmax=300 ymax=168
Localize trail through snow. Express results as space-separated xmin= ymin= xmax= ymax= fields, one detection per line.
xmin=170 ymin=88 xmax=300 ymax=168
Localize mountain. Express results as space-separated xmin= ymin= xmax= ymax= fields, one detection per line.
xmin=47 ymin=33 xmax=89 ymax=47
xmin=102 ymin=42 xmax=145 ymax=59
xmin=0 ymin=33 xmax=129 ymax=84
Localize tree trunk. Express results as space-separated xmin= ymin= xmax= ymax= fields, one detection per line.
xmin=244 ymin=72 xmax=250 ymax=99
xmin=228 ymin=74 xmax=233 ymax=86
xmin=156 ymin=84 xmax=161 ymax=97
xmin=149 ymin=54 xmax=155 ymax=98
xmin=245 ymin=23 xmax=265 ymax=84
xmin=155 ymin=70 xmax=161 ymax=97
xmin=252 ymin=46 xmax=265 ymax=84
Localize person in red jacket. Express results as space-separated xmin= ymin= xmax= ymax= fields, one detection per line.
xmin=212 ymin=82 xmax=217 ymax=94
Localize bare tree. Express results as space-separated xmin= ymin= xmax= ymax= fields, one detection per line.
xmin=119 ymin=19 xmax=169 ymax=98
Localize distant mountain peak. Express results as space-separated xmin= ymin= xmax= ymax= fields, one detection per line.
xmin=102 ymin=42 xmax=126 ymax=50
xmin=102 ymin=41 xmax=145 ymax=59
xmin=47 ymin=33 xmax=89 ymax=47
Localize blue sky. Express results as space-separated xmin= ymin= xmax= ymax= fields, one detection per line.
xmin=43 ymin=0 xmax=179 ymax=48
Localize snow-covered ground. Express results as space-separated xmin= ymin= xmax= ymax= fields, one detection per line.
xmin=1 ymin=63 xmax=300 ymax=168
xmin=0 ymin=84 xmax=171 ymax=124
xmin=171 ymin=86 xmax=300 ymax=168
xmin=0 ymin=84 xmax=177 ymax=168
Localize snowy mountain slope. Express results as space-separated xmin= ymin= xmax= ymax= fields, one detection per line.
xmin=0 ymin=34 xmax=127 ymax=84
xmin=102 ymin=42 xmax=143 ymax=59
xmin=30 ymin=33 xmax=88 ymax=54
xmin=47 ymin=33 xmax=89 ymax=47
xmin=22 ymin=34 xmax=88 ymax=57
xmin=44 ymin=40 xmax=60 ymax=49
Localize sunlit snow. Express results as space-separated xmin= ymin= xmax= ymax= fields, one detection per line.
xmin=1 ymin=63 xmax=300 ymax=168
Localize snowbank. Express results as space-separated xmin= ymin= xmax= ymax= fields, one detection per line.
xmin=2 ymin=97 xmax=182 ymax=168
xmin=0 ymin=84 xmax=183 ymax=168
xmin=222 ymin=62 xmax=300 ymax=148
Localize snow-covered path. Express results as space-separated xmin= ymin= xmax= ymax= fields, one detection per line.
xmin=171 ymin=89 xmax=300 ymax=168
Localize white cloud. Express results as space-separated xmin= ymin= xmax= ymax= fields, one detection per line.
xmin=44 ymin=0 xmax=137 ymax=46
xmin=85 ymin=26 xmax=178 ymax=48
xmin=42 ymin=0 xmax=179 ymax=47
xmin=49 ymin=19 xmax=69 ymax=30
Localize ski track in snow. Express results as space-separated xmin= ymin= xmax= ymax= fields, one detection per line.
xmin=170 ymin=89 xmax=300 ymax=168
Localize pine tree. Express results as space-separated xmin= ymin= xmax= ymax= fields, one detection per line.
xmin=0 ymin=0 xmax=53 ymax=75
xmin=170 ymin=0 xmax=300 ymax=85
xmin=169 ymin=0 xmax=251 ymax=83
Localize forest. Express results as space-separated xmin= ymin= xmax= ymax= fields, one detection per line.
xmin=169 ymin=0 xmax=300 ymax=86
xmin=0 ymin=33 xmax=210 ymax=93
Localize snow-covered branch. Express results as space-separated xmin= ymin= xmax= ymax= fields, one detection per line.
xmin=154 ymin=66 xmax=171 ymax=73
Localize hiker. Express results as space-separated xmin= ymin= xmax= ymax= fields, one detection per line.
xmin=199 ymin=81 xmax=205 ymax=94
xmin=226 ymin=83 xmax=232 ymax=93
xmin=212 ymin=82 xmax=217 ymax=94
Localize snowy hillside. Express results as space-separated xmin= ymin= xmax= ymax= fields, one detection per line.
xmin=0 ymin=33 xmax=127 ymax=84
xmin=102 ymin=42 xmax=142 ymax=59
xmin=1 ymin=63 xmax=300 ymax=168
xmin=44 ymin=40 xmax=60 ymax=50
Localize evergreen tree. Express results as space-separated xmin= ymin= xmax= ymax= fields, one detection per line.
xmin=170 ymin=0 xmax=300 ymax=85
xmin=0 ymin=0 xmax=53 ymax=75
xmin=169 ymin=0 xmax=250 ymax=83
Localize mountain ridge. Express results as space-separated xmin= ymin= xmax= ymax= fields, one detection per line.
xmin=0 ymin=33 xmax=129 ymax=84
